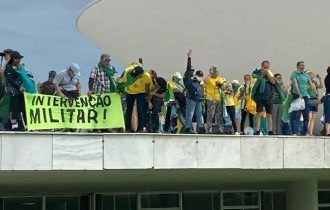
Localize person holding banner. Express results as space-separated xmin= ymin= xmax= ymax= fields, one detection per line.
xmin=88 ymin=54 xmax=117 ymax=96
xmin=54 ymin=63 xmax=81 ymax=99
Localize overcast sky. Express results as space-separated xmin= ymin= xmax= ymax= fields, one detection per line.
xmin=0 ymin=0 xmax=122 ymax=92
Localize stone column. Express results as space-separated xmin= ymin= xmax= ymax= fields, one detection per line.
xmin=287 ymin=180 xmax=318 ymax=210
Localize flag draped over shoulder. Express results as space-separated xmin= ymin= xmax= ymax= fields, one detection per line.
xmin=117 ymin=64 xmax=142 ymax=91
xmin=17 ymin=65 xmax=37 ymax=93
xmin=0 ymin=93 xmax=10 ymax=118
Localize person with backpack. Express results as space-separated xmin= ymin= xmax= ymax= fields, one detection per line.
xmin=252 ymin=60 xmax=276 ymax=135
xmin=183 ymin=50 xmax=205 ymax=134
xmin=204 ymin=66 xmax=226 ymax=134
xmin=38 ymin=71 xmax=57 ymax=95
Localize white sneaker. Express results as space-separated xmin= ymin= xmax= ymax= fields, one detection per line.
xmin=234 ymin=132 xmax=240 ymax=135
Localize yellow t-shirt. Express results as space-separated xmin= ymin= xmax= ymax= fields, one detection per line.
xmin=205 ymin=76 xmax=226 ymax=101
xmin=126 ymin=72 xmax=152 ymax=94
xmin=226 ymin=94 xmax=235 ymax=106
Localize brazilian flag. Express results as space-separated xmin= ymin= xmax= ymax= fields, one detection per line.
xmin=0 ymin=93 xmax=10 ymax=118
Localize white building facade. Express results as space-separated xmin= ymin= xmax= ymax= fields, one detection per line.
xmin=0 ymin=132 xmax=329 ymax=210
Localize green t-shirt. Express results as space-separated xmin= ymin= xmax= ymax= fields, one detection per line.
xmin=290 ymin=71 xmax=310 ymax=97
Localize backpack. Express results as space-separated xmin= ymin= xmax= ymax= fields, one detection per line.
xmin=191 ymin=79 xmax=204 ymax=101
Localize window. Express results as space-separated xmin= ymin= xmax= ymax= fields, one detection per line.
xmin=96 ymin=195 xmax=114 ymax=210
xmin=182 ymin=192 xmax=220 ymax=210
xmin=261 ymin=191 xmax=286 ymax=210
xmin=46 ymin=195 xmax=89 ymax=210
xmin=222 ymin=192 xmax=259 ymax=210
xmin=115 ymin=194 xmax=137 ymax=210
xmin=3 ymin=197 xmax=42 ymax=210
xmin=319 ymin=190 xmax=330 ymax=210
xmin=140 ymin=193 xmax=179 ymax=209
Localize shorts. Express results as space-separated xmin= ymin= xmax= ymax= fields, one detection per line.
xmin=324 ymin=95 xmax=330 ymax=123
xmin=308 ymin=98 xmax=318 ymax=112
xmin=255 ymin=99 xmax=272 ymax=114
xmin=235 ymin=109 xmax=241 ymax=120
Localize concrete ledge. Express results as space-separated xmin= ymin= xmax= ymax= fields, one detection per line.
xmin=104 ymin=135 xmax=154 ymax=169
xmin=0 ymin=132 xmax=329 ymax=170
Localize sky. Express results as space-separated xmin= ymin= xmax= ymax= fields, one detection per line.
xmin=0 ymin=0 xmax=122 ymax=92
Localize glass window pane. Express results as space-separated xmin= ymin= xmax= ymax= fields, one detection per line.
xmin=46 ymin=196 xmax=79 ymax=210
xmin=115 ymin=194 xmax=137 ymax=210
xmin=319 ymin=191 xmax=330 ymax=204
xmin=96 ymin=195 xmax=114 ymax=210
xmin=223 ymin=193 xmax=243 ymax=206
xmin=80 ymin=195 xmax=89 ymax=210
xmin=244 ymin=192 xmax=258 ymax=206
xmin=141 ymin=194 xmax=179 ymax=208
xmin=4 ymin=197 xmax=42 ymax=210
xmin=261 ymin=192 xmax=273 ymax=210
xmin=319 ymin=207 xmax=330 ymax=210
xmin=183 ymin=193 xmax=220 ymax=210
xmin=273 ymin=192 xmax=286 ymax=210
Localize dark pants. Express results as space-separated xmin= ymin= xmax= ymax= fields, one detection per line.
xmin=10 ymin=94 xmax=26 ymax=128
xmin=241 ymin=109 xmax=254 ymax=132
xmin=149 ymin=96 xmax=163 ymax=133
xmin=226 ymin=106 xmax=237 ymax=132
xmin=125 ymin=93 xmax=146 ymax=131
xmin=290 ymin=97 xmax=309 ymax=135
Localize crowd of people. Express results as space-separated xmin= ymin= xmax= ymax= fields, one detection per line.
xmin=0 ymin=48 xmax=329 ymax=136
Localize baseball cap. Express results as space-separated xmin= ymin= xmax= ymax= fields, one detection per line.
xmin=11 ymin=51 xmax=24 ymax=59
xmin=172 ymin=72 xmax=183 ymax=79
xmin=231 ymin=80 xmax=240 ymax=85
xmin=3 ymin=49 xmax=13 ymax=54
xmin=69 ymin=63 xmax=80 ymax=77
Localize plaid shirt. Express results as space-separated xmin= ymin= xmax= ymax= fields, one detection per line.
xmin=90 ymin=65 xmax=115 ymax=93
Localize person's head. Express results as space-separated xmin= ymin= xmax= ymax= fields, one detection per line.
xmin=3 ymin=49 xmax=13 ymax=61
xmin=172 ymin=72 xmax=183 ymax=82
xmin=48 ymin=71 xmax=57 ymax=82
xmin=100 ymin=54 xmax=111 ymax=66
xmin=149 ymin=69 xmax=157 ymax=80
xmin=274 ymin=73 xmax=282 ymax=84
xmin=209 ymin=66 xmax=219 ymax=78
xmin=243 ymin=74 xmax=251 ymax=83
xmin=261 ymin=60 xmax=270 ymax=73
xmin=296 ymin=61 xmax=305 ymax=71
xmin=231 ymin=80 xmax=240 ymax=92
xmin=8 ymin=51 xmax=23 ymax=66
xmin=305 ymin=70 xmax=315 ymax=79
xmin=327 ymin=66 xmax=330 ymax=75
xmin=68 ymin=63 xmax=80 ymax=77
xmin=195 ymin=70 xmax=204 ymax=81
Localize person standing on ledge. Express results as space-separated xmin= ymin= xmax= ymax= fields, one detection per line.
xmin=88 ymin=53 xmax=117 ymax=96
xmin=183 ymin=50 xmax=205 ymax=134
xmin=290 ymin=61 xmax=317 ymax=136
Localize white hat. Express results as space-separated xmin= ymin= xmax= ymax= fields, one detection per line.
xmin=172 ymin=72 xmax=183 ymax=79
xmin=231 ymin=80 xmax=240 ymax=85
xmin=70 ymin=63 xmax=80 ymax=77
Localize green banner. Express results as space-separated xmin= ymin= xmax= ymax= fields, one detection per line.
xmin=24 ymin=93 xmax=125 ymax=130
